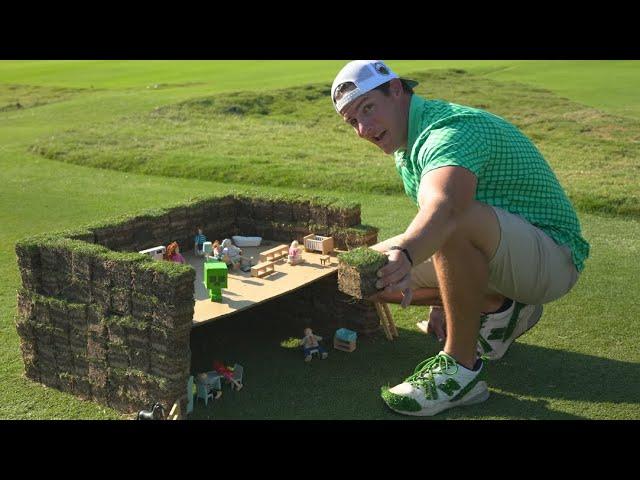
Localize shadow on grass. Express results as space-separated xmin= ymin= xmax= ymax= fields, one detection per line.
xmin=483 ymin=342 xmax=639 ymax=415
xmin=188 ymin=309 xmax=638 ymax=420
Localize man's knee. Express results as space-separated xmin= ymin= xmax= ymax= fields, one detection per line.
xmin=435 ymin=202 xmax=500 ymax=261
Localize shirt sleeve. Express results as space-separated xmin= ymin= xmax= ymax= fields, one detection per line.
xmin=416 ymin=118 xmax=490 ymax=180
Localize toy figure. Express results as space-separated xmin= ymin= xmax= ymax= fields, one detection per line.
xmin=288 ymin=240 xmax=303 ymax=265
xmin=203 ymin=261 xmax=228 ymax=301
xmin=213 ymin=361 xmax=243 ymax=390
xmin=301 ymin=327 xmax=328 ymax=362
xmin=163 ymin=242 xmax=186 ymax=264
xmin=220 ymin=238 xmax=243 ymax=270
xmin=194 ymin=226 xmax=208 ymax=256
xmin=205 ymin=240 xmax=222 ymax=261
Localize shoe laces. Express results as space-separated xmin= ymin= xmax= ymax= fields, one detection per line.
xmin=405 ymin=353 xmax=458 ymax=399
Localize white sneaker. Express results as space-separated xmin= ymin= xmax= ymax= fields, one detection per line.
xmin=477 ymin=302 xmax=543 ymax=360
xmin=381 ymin=351 xmax=489 ymax=416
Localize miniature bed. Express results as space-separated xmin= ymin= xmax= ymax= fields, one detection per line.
xmin=303 ymin=234 xmax=334 ymax=255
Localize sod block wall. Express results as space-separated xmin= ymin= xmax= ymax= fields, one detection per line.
xmin=15 ymin=192 xmax=377 ymax=415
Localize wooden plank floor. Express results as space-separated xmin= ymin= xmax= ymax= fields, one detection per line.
xmin=186 ymin=240 xmax=338 ymax=327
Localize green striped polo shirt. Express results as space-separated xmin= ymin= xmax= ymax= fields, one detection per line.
xmin=394 ymin=95 xmax=589 ymax=272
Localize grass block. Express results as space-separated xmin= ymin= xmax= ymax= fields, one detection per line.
xmin=337 ymin=247 xmax=388 ymax=299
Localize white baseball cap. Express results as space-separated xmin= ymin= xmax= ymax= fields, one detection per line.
xmin=331 ymin=60 xmax=418 ymax=113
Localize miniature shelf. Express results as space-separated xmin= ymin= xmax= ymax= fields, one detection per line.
xmin=251 ymin=261 xmax=276 ymax=278
xmin=259 ymin=244 xmax=289 ymax=263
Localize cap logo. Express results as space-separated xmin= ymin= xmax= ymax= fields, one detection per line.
xmin=374 ymin=62 xmax=390 ymax=75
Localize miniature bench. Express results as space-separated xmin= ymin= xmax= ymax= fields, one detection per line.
xmin=259 ymin=244 xmax=289 ymax=263
xmin=303 ymin=234 xmax=334 ymax=255
xmin=319 ymin=254 xmax=331 ymax=266
xmin=251 ymin=261 xmax=275 ymax=278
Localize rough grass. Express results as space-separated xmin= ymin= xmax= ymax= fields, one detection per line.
xmin=0 ymin=84 xmax=90 ymax=112
xmin=28 ymin=70 xmax=640 ymax=218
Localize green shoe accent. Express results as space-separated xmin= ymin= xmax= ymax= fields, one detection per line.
xmin=438 ymin=378 xmax=462 ymax=396
xmin=486 ymin=327 xmax=506 ymax=341
xmin=405 ymin=352 xmax=459 ymax=400
xmin=450 ymin=362 xmax=485 ymax=402
xmin=477 ymin=334 xmax=493 ymax=353
xmin=502 ymin=301 xmax=525 ymax=341
xmin=381 ymin=387 xmax=422 ymax=412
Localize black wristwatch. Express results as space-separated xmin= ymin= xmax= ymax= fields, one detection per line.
xmin=390 ymin=246 xmax=414 ymax=266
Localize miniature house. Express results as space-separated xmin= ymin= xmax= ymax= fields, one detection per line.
xmin=14 ymin=193 xmax=380 ymax=415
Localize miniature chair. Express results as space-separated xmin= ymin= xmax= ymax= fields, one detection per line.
xmin=196 ymin=382 xmax=214 ymax=406
xmin=196 ymin=373 xmax=222 ymax=406
xmin=229 ymin=364 xmax=243 ymax=390
xmin=217 ymin=363 xmax=243 ymax=390
xmin=302 ymin=345 xmax=328 ymax=362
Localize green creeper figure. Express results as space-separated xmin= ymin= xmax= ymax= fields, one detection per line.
xmin=203 ymin=260 xmax=228 ymax=302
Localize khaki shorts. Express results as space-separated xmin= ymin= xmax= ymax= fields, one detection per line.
xmin=410 ymin=206 xmax=579 ymax=305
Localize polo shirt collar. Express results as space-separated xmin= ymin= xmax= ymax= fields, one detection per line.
xmin=395 ymin=94 xmax=427 ymax=166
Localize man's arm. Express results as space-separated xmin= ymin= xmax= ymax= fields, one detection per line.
xmin=369 ymin=233 xmax=406 ymax=253
xmin=376 ymin=166 xmax=478 ymax=306
xmin=403 ymin=165 xmax=477 ymax=264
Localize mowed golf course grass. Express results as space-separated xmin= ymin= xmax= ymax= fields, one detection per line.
xmin=1 ymin=60 xmax=638 ymax=419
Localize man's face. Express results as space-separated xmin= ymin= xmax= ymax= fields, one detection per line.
xmin=340 ymin=83 xmax=407 ymax=154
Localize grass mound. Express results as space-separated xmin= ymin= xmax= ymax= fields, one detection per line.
xmin=29 ymin=69 xmax=640 ymax=218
